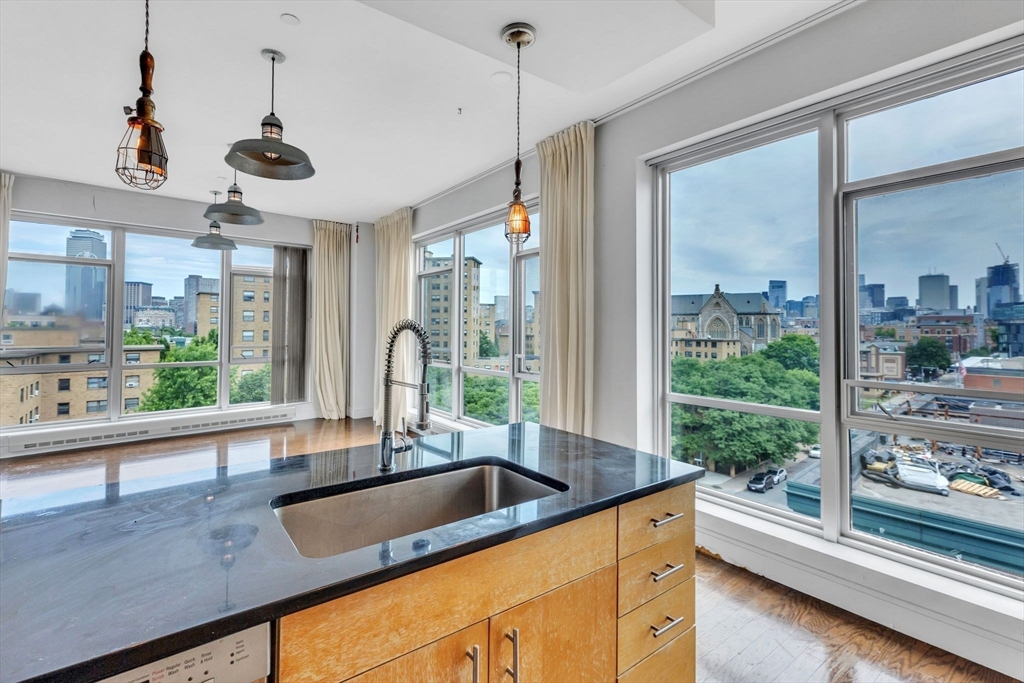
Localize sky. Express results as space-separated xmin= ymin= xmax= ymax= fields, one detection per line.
xmin=6 ymin=222 xmax=273 ymax=310
xmin=670 ymin=70 xmax=1024 ymax=305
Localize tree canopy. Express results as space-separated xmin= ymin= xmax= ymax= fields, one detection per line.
xmin=138 ymin=331 xmax=219 ymax=412
xmin=904 ymin=337 xmax=951 ymax=376
xmin=463 ymin=374 xmax=509 ymax=425
xmin=670 ymin=343 xmax=820 ymax=470
xmin=478 ymin=332 xmax=500 ymax=359
xmin=230 ymin=363 xmax=271 ymax=404
xmin=123 ymin=327 xmax=156 ymax=345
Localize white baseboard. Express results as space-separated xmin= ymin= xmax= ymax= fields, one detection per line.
xmin=696 ymin=499 xmax=1024 ymax=679
xmin=347 ymin=406 xmax=374 ymax=419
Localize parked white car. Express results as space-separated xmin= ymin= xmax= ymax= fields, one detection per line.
xmin=808 ymin=444 xmax=821 ymax=459
xmin=766 ymin=467 xmax=788 ymax=485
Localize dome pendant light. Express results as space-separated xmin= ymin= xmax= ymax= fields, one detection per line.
xmin=502 ymin=23 xmax=535 ymax=245
xmin=204 ymin=171 xmax=264 ymax=225
xmin=115 ymin=0 xmax=169 ymax=190
xmin=193 ymin=192 xmax=238 ymax=250
xmin=225 ymin=49 xmax=315 ymax=181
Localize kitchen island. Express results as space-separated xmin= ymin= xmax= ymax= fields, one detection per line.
xmin=0 ymin=423 xmax=703 ymax=682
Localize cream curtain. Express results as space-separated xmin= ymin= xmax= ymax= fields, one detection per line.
xmin=537 ymin=121 xmax=595 ymax=437
xmin=0 ymin=173 xmax=13 ymax=311
xmin=373 ymin=206 xmax=413 ymax=427
xmin=313 ymin=220 xmax=351 ymax=419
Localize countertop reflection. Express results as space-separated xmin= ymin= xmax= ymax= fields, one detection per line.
xmin=0 ymin=422 xmax=702 ymax=683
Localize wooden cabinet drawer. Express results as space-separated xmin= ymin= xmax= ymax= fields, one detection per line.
xmin=618 ymin=483 xmax=694 ymax=559
xmin=617 ymin=625 xmax=696 ymax=683
xmin=344 ymin=621 xmax=488 ymax=683
xmin=617 ymin=577 xmax=695 ymax=675
xmin=279 ymin=509 xmax=616 ymax=683
xmin=617 ymin=527 xmax=695 ymax=616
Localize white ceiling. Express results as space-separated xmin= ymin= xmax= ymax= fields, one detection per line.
xmin=0 ymin=0 xmax=847 ymax=224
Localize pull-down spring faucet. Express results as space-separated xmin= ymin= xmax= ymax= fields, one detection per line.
xmin=379 ymin=319 xmax=432 ymax=472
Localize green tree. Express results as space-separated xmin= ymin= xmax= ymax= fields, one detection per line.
xmin=230 ymin=364 xmax=272 ymax=404
xmin=426 ymin=366 xmax=453 ymax=413
xmin=669 ymin=351 xmax=820 ymax=470
xmin=462 ymin=374 xmax=509 ymax=425
xmin=478 ymin=332 xmax=500 ymax=358
xmin=760 ymin=334 xmax=820 ymax=374
xmin=123 ymin=326 xmax=156 ymax=345
xmin=522 ymin=381 xmax=540 ymax=424
xmin=904 ymin=337 xmax=951 ymax=378
xmin=964 ymin=346 xmax=992 ymax=358
xmin=138 ymin=331 xmax=219 ymax=412
xmin=989 ymin=328 xmax=1000 ymax=348
xmin=874 ymin=327 xmax=896 ymax=339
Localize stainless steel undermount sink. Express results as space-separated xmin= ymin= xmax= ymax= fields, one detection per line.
xmin=271 ymin=459 xmax=568 ymax=559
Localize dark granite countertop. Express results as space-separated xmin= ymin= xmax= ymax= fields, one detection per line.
xmin=0 ymin=423 xmax=703 ymax=683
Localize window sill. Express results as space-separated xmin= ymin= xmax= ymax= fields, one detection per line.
xmin=696 ymin=498 xmax=1024 ymax=678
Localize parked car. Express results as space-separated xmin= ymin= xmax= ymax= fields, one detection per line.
xmin=808 ymin=444 xmax=821 ymax=459
xmin=747 ymin=472 xmax=775 ymax=493
xmin=766 ymin=467 xmax=788 ymax=485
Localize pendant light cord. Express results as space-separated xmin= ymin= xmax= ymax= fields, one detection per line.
xmin=270 ymin=55 xmax=276 ymax=115
xmin=516 ymin=42 xmax=521 ymax=161
xmin=144 ymin=0 xmax=149 ymax=51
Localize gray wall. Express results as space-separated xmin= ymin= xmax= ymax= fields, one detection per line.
xmin=406 ymin=0 xmax=1024 ymax=449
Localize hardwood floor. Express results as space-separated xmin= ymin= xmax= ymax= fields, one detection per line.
xmin=694 ymin=553 xmax=1013 ymax=683
xmin=1 ymin=420 xmax=1013 ymax=682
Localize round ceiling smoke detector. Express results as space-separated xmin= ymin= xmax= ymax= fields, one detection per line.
xmin=280 ymin=13 xmax=300 ymax=26
xmin=500 ymin=22 xmax=536 ymax=49
xmin=491 ymin=71 xmax=513 ymax=84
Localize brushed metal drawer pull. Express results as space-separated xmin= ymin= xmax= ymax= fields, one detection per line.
xmin=651 ymin=614 xmax=686 ymax=638
xmin=467 ymin=644 xmax=480 ymax=683
xmin=650 ymin=562 xmax=685 ymax=582
xmin=651 ymin=511 xmax=686 ymax=527
xmin=505 ymin=627 xmax=520 ymax=682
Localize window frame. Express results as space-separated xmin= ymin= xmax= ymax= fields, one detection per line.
xmin=0 ymin=214 xmax=309 ymax=429
xmin=653 ymin=43 xmax=1024 ymax=590
xmin=414 ymin=201 xmax=539 ymax=427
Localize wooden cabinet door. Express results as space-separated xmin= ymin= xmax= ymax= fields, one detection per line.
xmin=345 ymin=621 xmax=488 ymax=683
xmin=489 ymin=566 xmax=617 ymax=683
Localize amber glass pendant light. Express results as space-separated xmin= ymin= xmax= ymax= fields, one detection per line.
xmin=115 ymin=0 xmax=169 ymax=190
xmin=502 ymin=23 xmax=535 ymax=245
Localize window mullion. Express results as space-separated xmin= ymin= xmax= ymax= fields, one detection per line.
xmin=220 ymin=251 xmax=232 ymax=409
xmin=109 ymin=228 xmax=125 ymax=421
xmin=453 ymin=233 xmax=464 ymax=420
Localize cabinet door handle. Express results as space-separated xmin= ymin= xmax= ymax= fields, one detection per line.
xmin=466 ymin=644 xmax=480 ymax=683
xmin=504 ymin=627 xmax=520 ymax=683
xmin=651 ymin=511 xmax=686 ymax=527
xmin=650 ymin=562 xmax=685 ymax=582
xmin=651 ymin=614 xmax=686 ymax=638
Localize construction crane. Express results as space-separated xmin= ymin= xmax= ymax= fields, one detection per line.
xmin=996 ymin=242 xmax=1010 ymax=265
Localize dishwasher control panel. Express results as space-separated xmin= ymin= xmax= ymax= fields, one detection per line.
xmin=98 ymin=623 xmax=269 ymax=683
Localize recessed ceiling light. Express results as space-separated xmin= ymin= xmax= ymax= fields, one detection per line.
xmin=280 ymin=13 xmax=300 ymax=26
xmin=491 ymin=71 xmax=513 ymax=84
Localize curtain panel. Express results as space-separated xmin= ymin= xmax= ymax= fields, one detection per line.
xmin=272 ymin=246 xmax=309 ymax=404
xmin=537 ymin=121 xmax=596 ymax=437
xmin=312 ymin=220 xmax=352 ymax=420
xmin=373 ymin=206 xmax=413 ymax=427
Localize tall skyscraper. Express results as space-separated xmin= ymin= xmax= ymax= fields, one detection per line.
xmin=949 ymin=284 xmax=958 ymax=310
xmin=768 ymin=280 xmax=787 ymax=309
xmin=987 ymin=262 xmax=1020 ymax=310
xmin=65 ymin=229 xmax=107 ymax=320
xmin=918 ymin=273 xmax=950 ymax=310
xmin=171 ymin=296 xmax=186 ymax=329
xmin=183 ymin=275 xmax=220 ymax=334
xmin=865 ymin=284 xmax=885 ymax=308
xmin=124 ymin=281 xmax=153 ymax=325
xmin=975 ymin=276 xmax=989 ymax=316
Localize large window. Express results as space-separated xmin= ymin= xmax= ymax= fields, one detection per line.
xmin=664 ymin=129 xmax=821 ymax=522
xmin=1 ymin=220 xmax=309 ymax=428
xmin=416 ymin=210 xmax=540 ymax=426
xmin=658 ymin=55 xmax=1023 ymax=582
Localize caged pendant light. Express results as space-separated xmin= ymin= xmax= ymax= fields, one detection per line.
xmin=204 ymin=171 xmax=264 ymax=226
xmin=192 ymin=192 xmax=238 ymax=250
xmin=225 ymin=49 xmax=315 ymax=181
xmin=501 ymin=23 xmax=535 ymax=245
xmin=116 ymin=0 xmax=169 ymax=190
